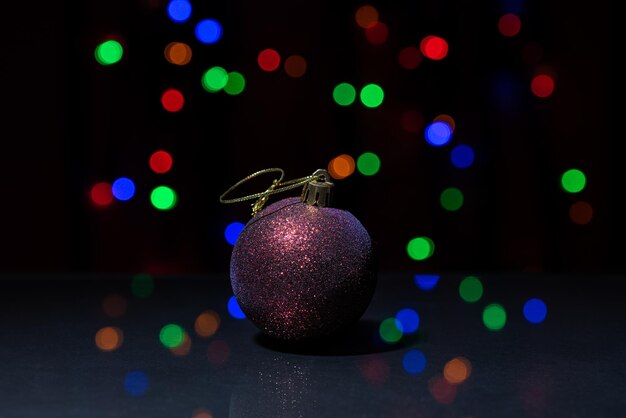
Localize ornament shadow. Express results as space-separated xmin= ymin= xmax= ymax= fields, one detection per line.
xmin=253 ymin=319 xmax=423 ymax=356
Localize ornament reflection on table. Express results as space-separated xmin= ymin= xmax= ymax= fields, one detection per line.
xmin=220 ymin=168 xmax=377 ymax=341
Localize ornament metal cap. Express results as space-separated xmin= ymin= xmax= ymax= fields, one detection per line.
xmin=301 ymin=169 xmax=333 ymax=207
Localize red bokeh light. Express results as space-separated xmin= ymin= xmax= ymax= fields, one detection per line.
xmin=498 ymin=14 xmax=522 ymax=37
xmin=401 ymin=110 xmax=424 ymax=133
xmin=257 ymin=48 xmax=281 ymax=72
xmin=149 ymin=150 xmax=173 ymax=174
xmin=531 ymin=74 xmax=555 ymax=98
xmin=91 ymin=182 xmax=113 ymax=207
xmin=161 ymin=88 xmax=184 ymax=112
xmin=365 ymin=22 xmax=388 ymax=45
xmin=420 ymin=36 xmax=449 ymax=60
xmin=398 ymin=47 xmax=422 ymax=69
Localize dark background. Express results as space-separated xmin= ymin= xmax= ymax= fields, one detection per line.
xmin=1 ymin=0 xmax=619 ymax=276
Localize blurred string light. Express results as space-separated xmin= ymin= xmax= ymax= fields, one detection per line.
xmin=161 ymin=88 xmax=185 ymax=112
xmin=328 ymin=154 xmax=356 ymax=179
xmin=459 ymin=276 xmax=483 ymax=303
xmin=112 ymin=177 xmax=136 ymax=201
xmin=450 ymin=144 xmax=475 ymax=169
xmin=356 ymin=152 xmax=381 ymax=176
xmin=561 ymin=168 xmax=586 ymax=193
xmin=95 ymin=326 xmax=123 ymax=352
xmin=531 ymin=74 xmax=555 ymax=98
xmin=414 ymin=274 xmax=440 ymax=291
xmin=433 ymin=114 xmax=456 ymax=131
xmin=224 ymin=72 xmax=246 ymax=95
xmin=333 ymin=83 xmax=356 ymax=106
xmin=420 ymin=36 xmax=448 ymax=60
xmin=425 ymin=121 xmax=453 ymax=146
xmin=379 ymin=318 xmax=403 ymax=343
xmin=195 ymin=19 xmax=223 ymax=44
xmin=443 ymin=357 xmax=472 ymax=384
xmin=227 ymin=295 xmax=246 ymax=319
xmin=498 ymin=14 xmax=522 ymax=37
xmin=159 ymin=324 xmax=185 ymax=348
xmin=428 ymin=375 xmax=457 ymax=404
xmin=95 ymin=40 xmax=123 ymax=65
xmin=201 ymin=67 xmax=228 ymax=92
xmin=195 ymin=310 xmax=221 ymax=337
xmin=284 ymin=55 xmax=307 ymax=78
xmin=131 ymin=274 xmax=154 ymax=298
xmin=102 ymin=294 xmax=128 ymax=318
xmin=91 ymin=182 xmax=114 ymax=207
xmin=401 ymin=110 xmax=424 ymax=133
xmin=149 ymin=150 xmax=173 ymax=174
xmin=167 ymin=0 xmax=192 ymax=23
xmin=170 ymin=332 xmax=192 ymax=356
xmin=150 ymin=186 xmax=178 ymax=210
xmin=395 ymin=308 xmax=420 ymax=333
xmin=164 ymin=42 xmax=192 ymax=65
xmin=398 ymin=47 xmax=422 ymax=70
xmin=570 ymin=201 xmax=593 ymax=225
xmin=483 ymin=303 xmax=507 ymax=330
xmin=224 ymin=222 xmax=245 ymax=246
xmin=360 ymin=84 xmax=384 ymax=108
xmin=124 ymin=371 xmax=149 ymax=397
xmin=365 ymin=22 xmax=388 ymax=45
xmin=523 ymin=298 xmax=547 ymax=324
xmin=207 ymin=340 xmax=231 ymax=364
xmin=258 ymin=48 xmax=281 ymax=72
xmin=407 ymin=236 xmax=435 ymax=261
xmin=440 ymin=187 xmax=464 ymax=211
xmin=355 ymin=5 xmax=379 ymax=29
xmin=402 ymin=349 xmax=427 ymax=374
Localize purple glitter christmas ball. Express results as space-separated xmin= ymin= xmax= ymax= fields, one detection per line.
xmin=230 ymin=197 xmax=376 ymax=341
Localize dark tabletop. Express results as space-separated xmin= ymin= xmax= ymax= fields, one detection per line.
xmin=1 ymin=272 xmax=625 ymax=418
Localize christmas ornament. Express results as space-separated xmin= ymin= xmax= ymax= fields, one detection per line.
xmin=220 ymin=168 xmax=376 ymax=342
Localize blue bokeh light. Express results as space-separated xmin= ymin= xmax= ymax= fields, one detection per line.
xmin=450 ymin=145 xmax=475 ymax=169
xmin=396 ymin=308 xmax=420 ymax=334
xmin=112 ymin=177 xmax=136 ymax=201
xmin=167 ymin=0 xmax=192 ymax=23
xmin=124 ymin=371 xmax=149 ymax=396
xmin=228 ymin=295 xmax=246 ymax=319
xmin=523 ymin=298 xmax=547 ymax=324
xmin=414 ymin=274 xmax=440 ymax=291
xmin=195 ymin=19 xmax=223 ymax=44
xmin=402 ymin=349 xmax=427 ymax=374
xmin=425 ymin=121 xmax=453 ymax=146
xmin=225 ymin=222 xmax=245 ymax=246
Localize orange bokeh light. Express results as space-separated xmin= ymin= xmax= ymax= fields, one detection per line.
xmin=171 ymin=333 xmax=192 ymax=356
xmin=102 ymin=294 xmax=127 ymax=318
xmin=570 ymin=201 xmax=593 ymax=225
xmin=195 ymin=310 xmax=221 ymax=337
xmin=443 ymin=357 xmax=472 ymax=384
xmin=95 ymin=326 xmax=123 ymax=352
xmin=434 ymin=114 xmax=456 ymax=131
xmin=328 ymin=154 xmax=356 ymax=179
xmin=164 ymin=42 xmax=192 ymax=65
xmin=284 ymin=55 xmax=307 ymax=78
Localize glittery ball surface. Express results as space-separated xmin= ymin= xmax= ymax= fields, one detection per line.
xmin=230 ymin=197 xmax=376 ymax=341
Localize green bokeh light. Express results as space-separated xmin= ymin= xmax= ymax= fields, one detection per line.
xmin=407 ymin=237 xmax=434 ymax=261
xmin=459 ymin=276 xmax=483 ymax=303
xmin=150 ymin=186 xmax=177 ymax=210
xmin=440 ymin=187 xmax=464 ymax=211
xmin=379 ymin=318 xmax=403 ymax=343
xmin=332 ymin=83 xmax=356 ymax=106
xmin=95 ymin=40 xmax=123 ymax=65
xmin=201 ymin=66 xmax=228 ymax=92
xmin=360 ymin=84 xmax=384 ymax=108
xmin=561 ymin=169 xmax=586 ymax=193
xmin=482 ymin=304 xmax=507 ymax=331
xmin=159 ymin=324 xmax=185 ymax=348
xmin=224 ymin=71 xmax=246 ymax=95
xmin=356 ymin=152 xmax=381 ymax=176
xmin=131 ymin=274 xmax=154 ymax=298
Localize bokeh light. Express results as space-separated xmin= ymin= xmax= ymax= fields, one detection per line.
xmin=91 ymin=182 xmax=113 ymax=207
xmin=365 ymin=22 xmax=388 ymax=45
xmin=443 ymin=357 xmax=472 ymax=384
xmin=523 ymin=298 xmax=547 ymax=324
xmin=459 ymin=276 xmax=483 ymax=303
xmin=149 ymin=150 xmax=173 ymax=174
xmin=428 ymin=375 xmax=457 ymax=404
xmin=379 ymin=318 xmax=403 ymax=343
xmin=433 ymin=114 xmax=456 ymax=131
xmin=284 ymin=55 xmax=307 ymax=78
xmin=561 ymin=169 xmax=586 ymax=193
xmin=356 ymin=152 xmax=381 ymax=176
xmin=570 ymin=201 xmax=593 ymax=225
xmin=407 ymin=237 xmax=435 ymax=261
xmin=124 ymin=371 xmax=149 ymax=397
xmin=131 ymin=274 xmax=154 ymax=298
xmin=195 ymin=19 xmax=222 ymax=44
xmin=328 ymin=154 xmax=356 ymax=179
xmin=360 ymin=84 xmax=384 ymax=108
xmin=224 ymin=71 xmax=246 ymax=95
xmin=95 ymin=40 xmax=123 ymax=65
xmin=414 ymin=274 xmax=440 ymax=291
xmin=102 ymin=294 xmax=127 ymax=318
xmin=398 ymin=47 xmax=422 ymax=69
xmin=227 ymin=296 xmax=246 ymax=319
xmin=451 ymin=144 xmax=475 ymax=169
xmin=112 ymin=177 xmax=135 ymax=201
xmin=402 ymin=349 xmax=427 ymax=374
xmin=401 ymin=110 xmax=424 ymax=133
xmin=425 ymin=121 xmax=453 ymax=146
xmin=195 ymin=310 xmax=221 ymax=337
xmin=207 ymin=340 xmax=231 ymax=364
xmin=396 ymin=308 xmax=420 ymax=333
xmin=161 ymin=88 xmax=185 ymax=112
xmin=192 ymin=408 xmax=214 ymax=418
xmin=201 ymin=67 xmax=228 ymax=92
xmin=159 ymin=324 xmax=185 ymax=348
xmin=440 ymin=187 xmax=464 ymax=211
xmin=170 ymin=332 xmax=192 ymax=356
xmin=164 ymin=42 xmax=192 ymax=65
xmin=355 ymin=5 xmax=379 ymax=29
xmin=95 ymin=326 xmax=123 ymax=352
xmin=498 ymin=14 xmax=522 ymax=37
xmin=333 ymin=83 xmax=356 ymax=106
xmin=150 ymin=186 xmax=177 ymax=210
xmin=167 ymin=0 xmax=192 ymax=23
xmin=258 ymin=48 xmax=281 ymax=72
xmin=531 ymin=74 xmax=555 ymax=98
xmin=358 ymin=356 xmax=390 ymax=385
xmin=420 ymin=36 xmax=448 ymax=60
xmin=225 ymin=222 xmax=245 ymax=246
xmin=483 ymin=303 xmax=507 ymax=330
